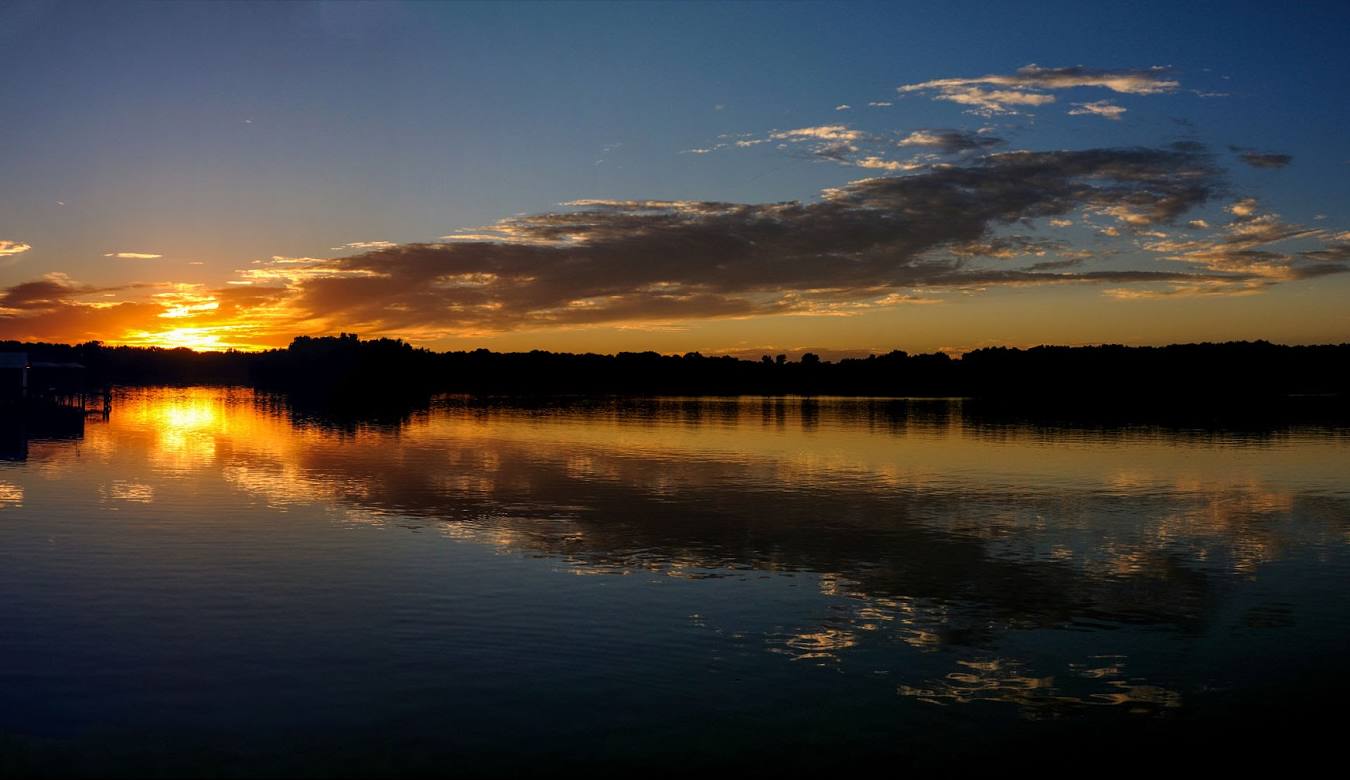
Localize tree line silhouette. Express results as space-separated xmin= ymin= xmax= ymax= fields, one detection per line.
xmin=4 ymin=335 xmax=1348 ymax=407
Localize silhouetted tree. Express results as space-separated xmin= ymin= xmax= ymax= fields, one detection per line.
xmin=2 ymin=337 xmax=1346 ymax=410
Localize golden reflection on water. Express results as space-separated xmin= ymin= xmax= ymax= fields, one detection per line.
xmin=62 ymin=387 xmax=1350 ymax=581
xmin=103 ymin=480 xmax=155 ymax=504
xmin=119 ymin=391 xmax=228 ymax=471
xmin=0 ymin=481 xmax=23 ymax=506
xmin=28 ymin=387 xmax=1350 ymax=716
xmin=896 ymin=657 xmax=1184 ymax=715
xmin=56 ymin=389 xmax=1350 ymax=557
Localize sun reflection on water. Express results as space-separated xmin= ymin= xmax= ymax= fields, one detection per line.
xmin=0 ymin=481 xmax=23 ymax=506
xmin=32 ymin=386 xmax=1349 ymax=720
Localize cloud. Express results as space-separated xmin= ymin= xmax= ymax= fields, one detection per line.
xmin=770 ymin=125 xmax=867 ymax=143
xmin=0 ymin=273 xmax=165 ymax=343
xmin=948 ymin=236 xmax=1064 ymax=259
xmin=332 ymin=240 xmax=398 ymax=251
xmin=104 ymin=251 xmax=163 ymax=260
xmin=900 ymin=64 xmax=1177 ymax=115
xmin=7 ymin=143 xmax=1336 ymax=346
xmin=0 ymin=271 xmax=293 ymax=349
xmin=1027 ymin=254 xmax=1092 ymax=272
xmin=921 ymin=87 xmax=1055 ymax=115
xmin=764 ymin=125 xmax=874 ymax=165
xmin=1232 ymin=148 xmax=1293 ymax=169
xmin=0 ymin=274 xmax=91 ymax=311
xmin=745 ymin=126 xmax=1001 ymax=171
xmin=854 ymin=157 xmax=925 ymax=172
xmin=0 ymin=240 xmax=32 ymax=257
xmin=1300 ymin=235 xmax=1350 ymax=264
xmin=1068 ymin=100 xmax=1126 ymax=120
xmin=902 ymin=64 xmax=1179 ymax=96
xmin=1135 ymin=201 xmax=1349 ymax=294
xmin=248 ymin=145 xmax=1230 ymax=335
xmin=898 ymin=129 xmax=1005 ymax=154
xmin=835 ymin=104 xmax=851 ymax=111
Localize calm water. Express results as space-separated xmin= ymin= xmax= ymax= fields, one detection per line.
xmin=3 ymin=387 xmax=1349 ymax=775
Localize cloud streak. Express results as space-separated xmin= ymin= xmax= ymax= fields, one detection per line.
xmin=1232 ymin=148 xmax=1293 ymax=169
xmin=900 ymin=64 xmax=1178 ymax=115
xmin=0 ymin=240 xmax=32 ymax=257
xmin=1122 ymin=199 xmax=1350 ymax=298
xmin=898 ymin=129 xmax=1005 ymax=153
xmin=1068 ymin=100 xmax=1126 ymax=120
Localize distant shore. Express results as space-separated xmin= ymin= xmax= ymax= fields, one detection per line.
xmin=3 ymin=335 xmax=1347 ymax=409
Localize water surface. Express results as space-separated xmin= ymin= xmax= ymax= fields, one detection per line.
xmin=3 ymin=388 xmax=1349 ymax=774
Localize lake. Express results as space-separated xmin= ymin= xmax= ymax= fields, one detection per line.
xmin=3 ymin=387 xmax=1349 ymax=775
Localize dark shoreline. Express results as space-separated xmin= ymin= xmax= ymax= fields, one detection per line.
xmin=4 ymin=335 xmax=1348 ymax=403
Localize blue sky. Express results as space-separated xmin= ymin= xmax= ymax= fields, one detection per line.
xmin=2 ymin=0 xmax=1348 ymax=353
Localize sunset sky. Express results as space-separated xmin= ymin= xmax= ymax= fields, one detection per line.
xmin=2 ymin=0 xmax=1348 ymax=356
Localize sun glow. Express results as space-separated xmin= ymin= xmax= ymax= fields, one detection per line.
xmin=117 ymin=325 xmax=269 ymax=352
xmin=124 ymin=327 xmax=233 ymax=351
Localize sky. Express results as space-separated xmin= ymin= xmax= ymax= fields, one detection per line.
xmin=2 ymin=0 xmax=1348 ymax=357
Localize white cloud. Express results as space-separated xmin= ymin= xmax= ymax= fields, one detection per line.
xmin=104 ymin=251 xmax=163 ymax=260
xmin=1068 ymin=100 xmax=1126 ymax=120
xmin=855 ymin=157 xmax=924 ymax=172
xmin=901 ymin=64 xmax=1178 ymax=96
xmin=770 ymin=125 xmax=867 ymax=142
xmin=900 ymin=64 xmax=1177 ymax=115
xmin=925 ymin=86 xmax=1055 ymax=115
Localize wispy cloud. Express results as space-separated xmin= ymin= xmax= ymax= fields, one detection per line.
xmin=897 ymin=129 xmax=1004 ymax=153
xmin=919 ymin=87 xmax=1054 ymax=116
xmin=900 ymin=64 xmax=1178 ymax=115
xmin=1068 ymin=100 xmax=1126 ymax=120
xmin=1231 ymin=147 xmax=1293 ymax=169
xmin=104 ymin=251 xmax=163 ymax=260
xmin=770 ymin=125 xmax=867 ymax=143
xmin=855 ymin=157 xmax=924 ymax=172
xmin=901 ymin=64 xmax=1178 ymax=96
xmin=1 ymin=241 xmax=33 ymax=257
xmin=1129 ymin=199 xmax=1349 ymax=297
xmin=720 ymin=125 xmax=1000 ymax=173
